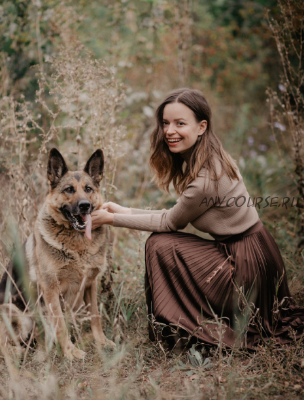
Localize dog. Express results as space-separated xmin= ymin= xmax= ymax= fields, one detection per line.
xmin=0 ymin=148 xmax=115 ymax=360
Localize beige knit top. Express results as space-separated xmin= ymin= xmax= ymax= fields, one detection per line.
xmin=113 ymin=151 xmax=259 ymax=240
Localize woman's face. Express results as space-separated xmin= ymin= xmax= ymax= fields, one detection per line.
xmin=163 ymin=102 xmax=207 ymax=154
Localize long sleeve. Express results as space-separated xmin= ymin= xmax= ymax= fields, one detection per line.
xmin=113 ymin=170 xmax=215 ymax=232
xmin=113 ymin=154 xmax=259 ymax=237
xmin=130 ymin=208 xmax=164 ymax=215
xmin=113 ymin=157 xmax=259 ymax=237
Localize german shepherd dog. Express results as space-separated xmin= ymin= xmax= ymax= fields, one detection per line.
xmin=0 ymin=148 xmax=115 ymax=360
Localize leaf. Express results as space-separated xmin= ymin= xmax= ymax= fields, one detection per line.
xmin=189 ymin=353 xmax=203 ymax=368
xmin=194 ymin=351 xmax=203 ymax=362
xmin=188 ymin=345 xmax=203 ymax=367
xmin=189 ymin=354 xmax=199 ymax=367
xmin=179 ymin=360 xmax=187 ymax=368
xmin=174 ymin=360 xmax=190 ymax=371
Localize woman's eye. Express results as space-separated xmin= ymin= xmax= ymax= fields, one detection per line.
xmin=163 ymin=121 xmax=168 ymax=125
xmin=65 ymin=187 xmax=74 ymax=194
xmin=177 ymin=122 xmax=184 ymax=126
xmin=85 ymin=186 xmax=93 ymax=193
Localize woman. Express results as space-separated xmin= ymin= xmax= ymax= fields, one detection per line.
xmin=91 ymin=88 xmax=304 ymax=350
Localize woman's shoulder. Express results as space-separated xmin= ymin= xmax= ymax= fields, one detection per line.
xmin=197 ymin=155 xmax=239 ymax=177
xmin=190 ymin=155 xmax=242 ymax=193
xmin=187 ymin=165 xmax=216 ymax=194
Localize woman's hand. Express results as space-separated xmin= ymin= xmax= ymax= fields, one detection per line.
xmin=91 ymin=209 xmax=114 ymax=230
xmin=101 ymin=202 xmax=131 ymax=215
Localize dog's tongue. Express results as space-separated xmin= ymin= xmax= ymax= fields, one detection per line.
xmin=83 ymin=214 xmax=92 ymax=240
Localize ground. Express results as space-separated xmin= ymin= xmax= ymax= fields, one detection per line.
xmin=1 ymin=229 xmax=304 ymax=400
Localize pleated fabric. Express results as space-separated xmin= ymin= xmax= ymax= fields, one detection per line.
xmin=145 ymin=220 xmax=304 ymax=350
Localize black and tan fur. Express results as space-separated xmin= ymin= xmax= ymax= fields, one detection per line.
xmin=0 ymin=148 xmax=115 ymax=360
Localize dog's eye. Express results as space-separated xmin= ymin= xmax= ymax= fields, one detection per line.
xmin=64 ymin=187 xmax=75 ymax=194
xmin=85 ymin=186 xmax=93 ymax=193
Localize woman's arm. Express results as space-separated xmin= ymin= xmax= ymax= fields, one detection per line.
xmin=101 ymin=202 xmax=131 ymax=214
xmin=91 ymin=202 xmax=163 ymax=229
xmin=92 ymin=172 xmax=215 ymax=232
xmin=91 ymin=209 xmax=114 ymax=229
xmin=91 ymin=202 xmax=129 ymax=229
xmin=112 ymin=173 xmax=216 ymax=232
xmin=130 ymin=208 xmax=164 ymax=215
xmin=102 ymin=201 xmax=164 ymax=215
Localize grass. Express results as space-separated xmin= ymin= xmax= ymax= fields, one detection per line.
xmin=1 ymin=228 xmax=304 ymax=400
xmin=1 ymin=33 xmax=304 ymax=399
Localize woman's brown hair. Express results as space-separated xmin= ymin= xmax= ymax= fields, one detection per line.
xmin=149 ymin=88 xmax=239 ymax=195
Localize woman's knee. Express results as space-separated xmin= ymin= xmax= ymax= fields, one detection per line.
xmin=146 ymin=232 xmax=173 ymax=251
xmin=146 ymin=232 xmax=161 ymax=247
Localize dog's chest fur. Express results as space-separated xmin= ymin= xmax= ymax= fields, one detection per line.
xmin=26 ymin=205 xmax=106 ymax=308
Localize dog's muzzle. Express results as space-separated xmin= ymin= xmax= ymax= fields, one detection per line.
xmin=61 ymin=202 xmax=92 ymax=232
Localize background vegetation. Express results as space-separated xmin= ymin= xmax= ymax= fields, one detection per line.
xmin=0 ymin=0 xmax=304 ymax=398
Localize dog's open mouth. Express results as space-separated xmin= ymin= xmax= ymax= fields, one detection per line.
xmin=61 ymin=209 xmax=92 ymax=240
xmin=66 ymin=211 xmax=87 ymax=230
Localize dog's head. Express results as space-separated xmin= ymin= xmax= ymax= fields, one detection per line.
xmin=47 ymin=148 xmax=104 ymax=232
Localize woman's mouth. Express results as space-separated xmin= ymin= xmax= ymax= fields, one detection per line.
xmin=167 ymin=138 xmax=182 ymax=146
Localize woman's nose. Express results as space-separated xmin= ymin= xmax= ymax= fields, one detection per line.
xmin=166 ymin=123 xmax=175 ymax=134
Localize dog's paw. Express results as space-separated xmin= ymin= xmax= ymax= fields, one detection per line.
xmin=104 ymin=338 xmax=116 ymax=349
xmin=94 ymin=334 xmax=116 ymax=350
xmin=64 ymin=344 xmax=86 ymax=361
xmin=99 ymin=337 xmax=116 ymax=350
xmin=72 ymin=347 xmax=86 ymax=360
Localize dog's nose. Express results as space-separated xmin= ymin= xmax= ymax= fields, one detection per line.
xmin=78 ymin=200 xmax=91 ymax=213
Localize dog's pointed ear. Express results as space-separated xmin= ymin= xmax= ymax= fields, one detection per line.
xmin=83 ymin=149 xmax=104 ymax=185
xmin=47 ymin=148 xmax=68 ymax=189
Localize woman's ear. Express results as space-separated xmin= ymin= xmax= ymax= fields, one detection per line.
xmin=198 ymin=120 xmax=207 ymax=136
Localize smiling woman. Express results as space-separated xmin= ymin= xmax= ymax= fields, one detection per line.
xmin=163 ymin=102 xmax=207 ymax=154
xmin=91 ymin=88 xmax=304 ymax=351
xmin=149 ymin=88 xmax=239 ymax=196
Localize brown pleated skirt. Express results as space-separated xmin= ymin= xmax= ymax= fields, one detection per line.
xmin=145 ymin=220 xmax=304 ymax=350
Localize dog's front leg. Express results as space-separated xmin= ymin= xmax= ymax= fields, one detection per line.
xmin=84 ymin=279 xmax=115 ymax=349
xmin=43 ymin=289 xmax=86 ymax=360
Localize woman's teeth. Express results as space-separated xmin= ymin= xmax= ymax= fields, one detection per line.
xmin=168 ymin=139 xmax=182 ymax=142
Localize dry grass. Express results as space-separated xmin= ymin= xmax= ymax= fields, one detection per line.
xmin=1 ymin=269 xmax=304 ymax=400
xmin=267 ymin=0 xmax=304 ymax=253
xmin=1 ymin=4 xmax=304 ymax=398
xmin=1 ymin=209 xmax=304 ymax=399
